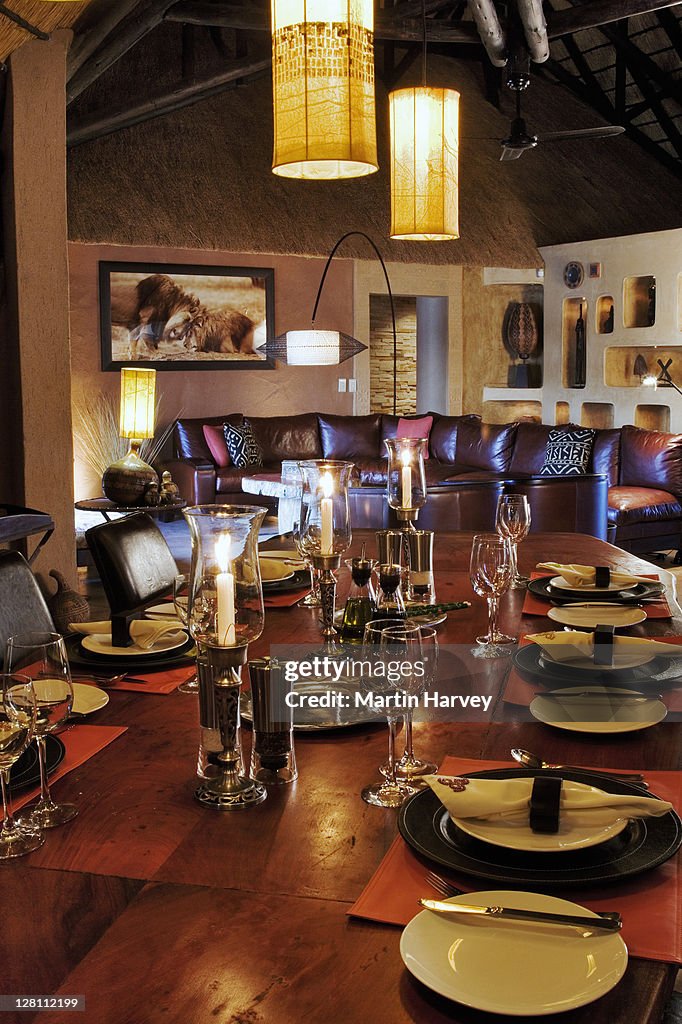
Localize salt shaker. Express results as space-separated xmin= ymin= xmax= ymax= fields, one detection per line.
xmin=248 ymin=656 xmax=297 ymax=785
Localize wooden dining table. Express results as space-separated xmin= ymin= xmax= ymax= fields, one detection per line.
xmin=5 ymin=532 xmax=681 ymax=1024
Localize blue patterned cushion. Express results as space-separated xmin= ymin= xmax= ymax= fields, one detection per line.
xmin=540 ymin=428 xmax=595 ymax=477
xmin=224 ymin=420 xmax=263 ymax=469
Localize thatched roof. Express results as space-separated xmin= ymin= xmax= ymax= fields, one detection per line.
xmin=0 ymin=0 xmax=90 ymax=62
xmin=68 ymin=24 xmax=682 ymax=266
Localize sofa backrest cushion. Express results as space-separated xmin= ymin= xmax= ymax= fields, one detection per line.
xmin=203 ymin=424 xmax=232 ymax=467
xmin=429 ymin=414 xmax=480 ymax=463
xmin=456 ymin=419 xmax=518 ymax=472
xmin=248 ymin=413 xmax=322 ymax=462
xmin=509 ymin=423 xmax=556 ymax=475
xmin=318 ymin=413 xmax=383 ymax=460
xmin=591 ymin=428 xmax=621 ymax=487
xmin=620 ymin=424 xmax=682 ymax=496
xmin=176 ymin=414 xmax=244 ymax=461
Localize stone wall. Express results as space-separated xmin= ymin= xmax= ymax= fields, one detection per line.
xmin=369 ymin=296 xmax=416 ymax=414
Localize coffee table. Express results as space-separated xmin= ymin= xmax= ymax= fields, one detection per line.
xmin=241 ymin=473 xmax=301 ymax=532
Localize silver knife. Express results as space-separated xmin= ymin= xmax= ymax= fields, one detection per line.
xmin=419 ymin=899 xmax=622 ymax=931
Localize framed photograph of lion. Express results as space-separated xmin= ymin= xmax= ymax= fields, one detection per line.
xmin=99 ymin=261 xmax=276 ymax=370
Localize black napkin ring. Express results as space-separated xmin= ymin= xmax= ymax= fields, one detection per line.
xmin=594 ymin=623 xmax=616 ymax=666
xmin=529 ymin=776 xmax=562 ymax=833
xmin=595 ymin=566 xmax=611 ymax=588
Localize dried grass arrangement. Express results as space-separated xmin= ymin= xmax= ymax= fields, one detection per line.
xmin=73 ymin=392 xmax=177 ymax=479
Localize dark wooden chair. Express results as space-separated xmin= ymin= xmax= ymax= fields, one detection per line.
xmin=85 ymin=512 xmax=179 ymax=646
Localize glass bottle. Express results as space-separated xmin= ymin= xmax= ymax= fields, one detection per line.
xmin=341 ymin=554 xmax=377 ymax=641
xmin=374 ymin=563 xmax=406 ymax=621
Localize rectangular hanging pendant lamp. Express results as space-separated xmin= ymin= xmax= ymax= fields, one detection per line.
xmin=271 ymin=0 xmax=378 ymax=180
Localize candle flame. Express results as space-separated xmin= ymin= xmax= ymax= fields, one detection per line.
xmin=400 ymin=448 xmax=412 ymax=467
xmin=215 ymin=533 xmax=231 ymax=572
xmin=321 ymin=471 xmax=334 ymax=498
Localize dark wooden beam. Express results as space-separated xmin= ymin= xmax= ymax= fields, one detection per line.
xmin=163 ymin=2 xmax=481 ymax=43
xmin=68 ymin=0 xmax=144 ymax=79
xmin=614 ymin=22 xmax=627 ymax=123
xmin=595 ymin=11 xmax=682 ymax=108
xmin=67 ymin=0 xmax=179 ymax=104
xmin=656 ymin=5 xmax=682 ymax=58
xmin=383 ymin=44 xmax=421 ymax=90
xmin=67 ymin=56 xmax=270 ymax=147
xmin=548 ymin=0 xmax=682 ymax=38
xmin=542 ymin=58 xmax=682 ymax=176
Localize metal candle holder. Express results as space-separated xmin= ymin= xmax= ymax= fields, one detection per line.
xmin=312 ymin=552 xmax=342 ymax=650
xmin=194 ymin=642 xmax=267 ymax=810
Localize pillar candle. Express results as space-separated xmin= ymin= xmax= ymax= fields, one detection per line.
xmin=401 ymin=449 xmax=412 ymax=508
xmin=215 ymin=533 xmax=236 ymax=645
xmin=320 ymin=471 xmax=334 ymax=556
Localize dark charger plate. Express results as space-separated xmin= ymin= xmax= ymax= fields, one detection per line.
xmin=262 ymin=569 xmax=309 ymax=594
xmin=528 ymin=575 xmax=664 ymax=605
xmin=65 ymin=634 xmax=195 ymax=673
xmin=513 ymin=642 xmax=682 ymax=691
xmin=10 ymin=735 xmax=65 ymax=792
xmin=398 ymin=767 xmax=682 ymax=889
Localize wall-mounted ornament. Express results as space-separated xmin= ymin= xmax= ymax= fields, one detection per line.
xmin=563 ymin=261 xmax=584 ymax=288
xmin=505 ymin=302 xmax=539 ymax=387
xmin=572 ymin=303 xmax=587 ymax=389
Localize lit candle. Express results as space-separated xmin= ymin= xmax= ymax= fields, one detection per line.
xmin=215 ymin=533 xmax=236 ymax=645
xmin=400 ymin=448 xmax=412 ymax=508
xmin=320 ymin=471 xmax=334 ymax=556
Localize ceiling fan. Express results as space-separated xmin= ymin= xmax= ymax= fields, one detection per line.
xmin=499 ymin=85 xmax=625 ymax=161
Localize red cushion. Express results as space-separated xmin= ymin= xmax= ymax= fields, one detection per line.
xmin=203 ymin=424 xmax=231 ymax=468
xmin=397 ymin=415 xmax=433 ymax=459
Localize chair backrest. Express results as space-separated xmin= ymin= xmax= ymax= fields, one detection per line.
xmin=85 ymin=512 xmax=179 ymax=617
xmin=0 ymin=551 xmax=54 ymax=664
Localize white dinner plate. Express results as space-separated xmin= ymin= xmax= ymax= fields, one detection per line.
xmin=259 ymin=549 xmax=305 ymax=565
xmin=144 ymin=602 xmax=182 ymax=621
xmin=400 ymin=890 xmax=628 ymax=1017
xmin=551 ymin=575 xmax=637 ymax=593
xmin=260 ymin=558 xmax=295 ymax=583
xmin=452 ymin=780 xmax=628 ymax=852
xmin=547 ymin=606 xmax=647 ymax=630
xmin=530 ymin=685 xmax=668 ymax=734
xmin=71 ymin=683 xmax=109 ymax=715
xmin=81 ymin=630 xmax=188 ymax=657
xmin=539 ymin=648 xmax=656 ymax=672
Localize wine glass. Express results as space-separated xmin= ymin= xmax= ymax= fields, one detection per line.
xmin=292 ymin=506 xmax=321 ymax=608
xmin=173 ymin=574 xmax=198 ymax=694
xmin=0 ymin=674 xmax=44 ymax=859
xmin=469 ymin=534 xmax=515 ymax=658
xmin=393 ymin=625 xmax=438 ymax=779
xmin=361 ymin=620 xmax=422 ymax=808
xmin=4 ymin=632 xmax=78 ymax=828
xmin=496 ymin=494 xmax=531 ymax=588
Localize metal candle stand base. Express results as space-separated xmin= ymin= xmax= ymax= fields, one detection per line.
xmin=194 ymin=642 xmax=267 ymax=810
xmin=312 ymin=552 xmax=342 ymax=654
xmin=396 ymin=509 xmax=418 ymax=570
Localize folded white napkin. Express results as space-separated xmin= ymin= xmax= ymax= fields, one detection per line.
xmin=426 ymin=775 xmax=672 ymax=828
xmin=537 ymin=562 xmax=652 ymax=588
xmin=527 ymin=630 xmax=682 ymax=663
xmin=70 ymin=619 xmax=183 ymax=650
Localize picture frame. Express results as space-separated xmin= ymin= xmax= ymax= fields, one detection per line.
xmin=99 ymin=261 xmax=276 ymax=371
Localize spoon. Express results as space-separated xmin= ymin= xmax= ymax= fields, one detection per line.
xmin=510 ymin=748 xmax=646 ymax=783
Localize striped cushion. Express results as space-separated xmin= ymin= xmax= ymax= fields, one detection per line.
xmin=540 ymin=428 xmax=595 ymax=477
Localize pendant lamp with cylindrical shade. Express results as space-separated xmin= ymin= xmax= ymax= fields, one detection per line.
xmin=271 ymin=0 xmax=378 ymax=180
xmin=389 ymin=86 xmax=460 ymax=240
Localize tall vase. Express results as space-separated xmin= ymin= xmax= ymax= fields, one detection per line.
xmin=183 ymin=504 xmax=267 ymax=810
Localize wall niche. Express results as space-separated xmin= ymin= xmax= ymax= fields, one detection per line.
xmin=623 ymin=275 xmax=656 ymax=328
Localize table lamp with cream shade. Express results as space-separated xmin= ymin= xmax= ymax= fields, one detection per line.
xmin=102 ymin=368 xmax=159 ymax=505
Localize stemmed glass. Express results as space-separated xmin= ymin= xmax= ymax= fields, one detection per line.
xmin=292 ymin=508 xmax=321 ymax=607
xmin=361 ymin=620 xmax=423 ymax=808
xmin=4 ymin=632 xmax=78 ymax=828
xmin=470 ymin=534 xmax=515 ymax=658
xmin=173 ymin=574 xmax=199 ymax=694
xmin=394 ymin=625 xmax=438 ymax=779
xmin=0 ymin=674 xmax=44 ymax=859
xmin=496 ymin=494 xmax=531 ymax=588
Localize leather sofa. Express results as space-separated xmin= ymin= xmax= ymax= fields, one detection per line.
xmin=165 ymin=413 xmax=682 ymax=551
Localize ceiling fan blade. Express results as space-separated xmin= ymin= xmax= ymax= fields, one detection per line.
xmin=536 ymin=126 xmax=626 ymax=143
xmin=500 ymin=146 xmax=526 ymax=161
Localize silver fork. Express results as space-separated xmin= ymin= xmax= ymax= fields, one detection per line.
xmin=424 ymin=870 xmax=622 ymax=924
